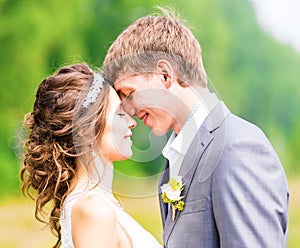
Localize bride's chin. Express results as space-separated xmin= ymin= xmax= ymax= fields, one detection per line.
xmin=115 ymin=150 xmax=133 ymax=161
xmin=123 ymin=150 xmax=133 ymax=160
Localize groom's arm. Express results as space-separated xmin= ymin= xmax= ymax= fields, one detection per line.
xmin=212 ymin=134 xmax=289 ymax=247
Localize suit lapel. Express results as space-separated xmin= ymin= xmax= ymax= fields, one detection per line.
xmin=162 ymin=101 xmax=231 ymax=244
xmin=163 ymin=126 xmax=214 ymax=243
xmin=158 ymin=161 xmax=170 ymax=226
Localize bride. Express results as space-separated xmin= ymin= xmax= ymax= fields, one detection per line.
xmin=20 ymin=63 xmax=162 ymax=248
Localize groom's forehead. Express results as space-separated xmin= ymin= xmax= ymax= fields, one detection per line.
xmin=114 ymin=75 xmax=142 ymax=90
xmin=114 ymin=79 xmax=134 ymax=91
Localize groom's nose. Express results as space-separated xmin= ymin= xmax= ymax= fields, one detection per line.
xmin=122 ymin=99 xmax=137 ymax=117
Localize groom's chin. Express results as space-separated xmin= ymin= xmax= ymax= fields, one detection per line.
xmin=151 ymin=128 xmax=168 ymax=137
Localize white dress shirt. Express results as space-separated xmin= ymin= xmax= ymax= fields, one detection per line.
xmin=162 ymin=97 xmax=210 ymax=179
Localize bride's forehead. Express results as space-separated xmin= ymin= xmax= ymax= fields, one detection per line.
xmin=108 ymin=86 xmax=120 ymax=99
xmin=107 ymin=87 xmax=122 ymax=108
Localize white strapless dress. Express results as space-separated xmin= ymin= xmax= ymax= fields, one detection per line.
xmin=60 ymin=188 xmax=162 ymax=248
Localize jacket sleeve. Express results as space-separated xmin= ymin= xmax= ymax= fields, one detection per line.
xmin=212 ymin=136 xmax=289 ymax=247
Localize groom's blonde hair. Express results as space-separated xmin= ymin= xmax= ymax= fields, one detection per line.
xmin=103 ymin=7 xmax=207 ymax=87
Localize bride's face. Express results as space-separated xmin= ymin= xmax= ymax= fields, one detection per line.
xmin=100 ymin=87 xmax=136 ymax=162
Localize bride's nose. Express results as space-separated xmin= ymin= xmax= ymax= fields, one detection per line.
xmin=128 ymin=116 xmax=137 ymax=129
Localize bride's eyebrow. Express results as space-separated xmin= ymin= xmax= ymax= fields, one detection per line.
xmin=119 ymin=102 xmax=125 ymax=110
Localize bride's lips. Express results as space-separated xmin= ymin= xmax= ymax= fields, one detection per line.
xmin=124 ymin=132 xmax=132 ymax=142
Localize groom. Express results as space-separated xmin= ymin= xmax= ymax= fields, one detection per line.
xmin=103 ymin=9 xmax=289 ymax=247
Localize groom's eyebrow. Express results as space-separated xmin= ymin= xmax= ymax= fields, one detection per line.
xmin=118 ymin=87 xmax=135 ymax=96
xmin=104 ymin=77 xmax=114 ymax=86
xmin=116 ymin=89 xmax=128 ymax=99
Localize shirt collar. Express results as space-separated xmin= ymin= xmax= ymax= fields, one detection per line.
xmin=162 ymin=96 xmax=209 ymax=159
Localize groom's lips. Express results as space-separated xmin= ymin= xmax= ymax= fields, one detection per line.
xmin=137 ymin=111 xmax=147 ymax=120
xmin=143 ymin=113 xmax=149 ymax=125
xmin=137 ymin=111 xmax=150 ymax=125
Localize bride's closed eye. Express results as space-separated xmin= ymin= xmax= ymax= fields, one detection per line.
xmin=116 ymin=104 xmax=126 ymax=117
xmin=117 ymin=112 xmax=126 ymax=117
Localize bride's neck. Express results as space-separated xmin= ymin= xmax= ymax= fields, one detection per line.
xmin=73 ymin=158 xmax=114 ymax=192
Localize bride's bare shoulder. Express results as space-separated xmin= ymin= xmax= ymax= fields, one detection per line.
xmin=70 ymin=193 xmax=119 ymax=246
xmin=72 ymin=193 xmax=117 ymax=226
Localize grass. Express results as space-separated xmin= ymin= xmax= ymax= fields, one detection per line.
xmin=287 ymin=177 xmax=300 ymax=247
xmin=0 ymin=177 xmax=298 ymax=248
xmin=0 ymin=196 xmax=56 ymax=248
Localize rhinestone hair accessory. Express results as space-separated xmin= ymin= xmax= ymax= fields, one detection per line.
xmin=82 ymin=72 xmax=104 ymax=108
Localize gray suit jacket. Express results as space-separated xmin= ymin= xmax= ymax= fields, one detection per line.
xmin=159 ymin=100 xmax=289 ymax=248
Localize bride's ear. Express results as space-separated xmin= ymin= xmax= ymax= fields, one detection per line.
xmin=156 ymin=59 xmax=174 ymax=89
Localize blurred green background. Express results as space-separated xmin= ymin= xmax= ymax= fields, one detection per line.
xmin=1 ymin=0 xmax=299 ymax=247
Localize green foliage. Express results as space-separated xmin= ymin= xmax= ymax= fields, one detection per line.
xmin=1 ymin=0 xmax=300 ymax=198
xmin=178 ymin=0 xmax=300 ymax=173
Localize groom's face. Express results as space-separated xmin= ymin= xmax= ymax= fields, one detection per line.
xmin=114 ymin=73 xmax=178 ymax=136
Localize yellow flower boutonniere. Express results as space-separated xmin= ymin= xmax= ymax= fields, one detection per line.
xmin=160 ymin=176 xmax=185 ymax=221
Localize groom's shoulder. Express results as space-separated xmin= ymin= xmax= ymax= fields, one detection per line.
xmin=224 ymin=111 xmax=266 ymax=141
xmin=219 ymin=111 xmax=279 ymax=164
xmin=206 ymin=101 xmax=264 ymax=139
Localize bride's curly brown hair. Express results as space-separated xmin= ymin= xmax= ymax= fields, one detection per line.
xmin=20 ymin=63 xmax=110 ymax=247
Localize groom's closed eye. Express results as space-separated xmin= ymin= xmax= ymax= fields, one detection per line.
xmin=125 ymin=92 xmax=133 ymax=100
xmin=117 ymin=90 xmax=134 ymax=101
